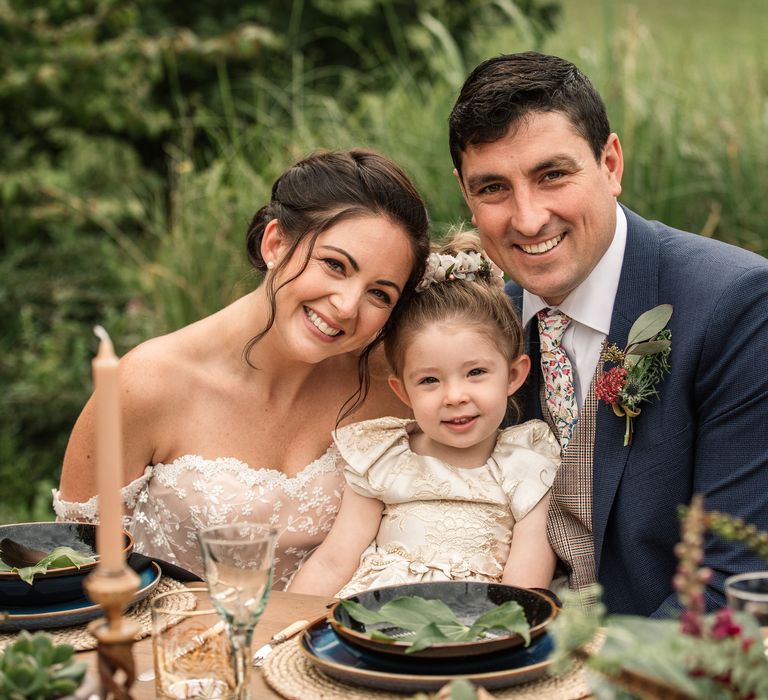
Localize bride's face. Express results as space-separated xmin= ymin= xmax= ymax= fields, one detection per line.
xmin=267 ymin=214 xmax=414 ymax=364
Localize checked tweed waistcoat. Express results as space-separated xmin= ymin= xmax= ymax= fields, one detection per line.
xmin=541 ymin=356 xmax=602 ymax=593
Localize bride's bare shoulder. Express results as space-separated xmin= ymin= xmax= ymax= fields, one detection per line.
xmin=120 ymin=316 xmax=220 ymax=399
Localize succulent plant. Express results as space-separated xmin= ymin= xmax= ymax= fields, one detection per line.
xmin=0 ymin=631 xmax=86 ymax=700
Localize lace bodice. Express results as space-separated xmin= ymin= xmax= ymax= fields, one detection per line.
xmin=333 ymin=417 xmax=560 ymax=596
xmin=52 ymin=448 xmax=344 ymax=590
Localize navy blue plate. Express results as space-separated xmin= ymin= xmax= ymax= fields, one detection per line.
xmin=330 ymin=581 xmax=557 ymax=658
xmin=0 ymin=522 xmax=133 ymax=606
xmin=0 ymin=562 xmax=160 ymax=631
xmin=300 ymin=616 xmax=554 ymax=692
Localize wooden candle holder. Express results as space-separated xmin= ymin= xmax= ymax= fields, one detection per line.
xmin=84 ymin=565 xmax=142 ymax=700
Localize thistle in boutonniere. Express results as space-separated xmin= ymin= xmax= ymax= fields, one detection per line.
xmin=595 ymin=304 xmax=672 ymax=446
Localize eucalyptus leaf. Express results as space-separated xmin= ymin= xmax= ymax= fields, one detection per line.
xmin=625 ymin=339 xmax=671 ymax=359
xmin=626 ymin=304 xmax=673 ymax=346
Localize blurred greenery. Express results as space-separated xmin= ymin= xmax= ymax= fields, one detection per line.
xmin=2 ymin=0 xmax=766 ymax=523
xmin=0 ymin=0 xmax=558 ymax=522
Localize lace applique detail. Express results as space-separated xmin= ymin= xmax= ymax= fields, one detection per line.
xmin=52 ymin=448 xmax=344 ymax=590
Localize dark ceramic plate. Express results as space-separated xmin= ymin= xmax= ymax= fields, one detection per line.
xmin=329 ymin=581 xmax=558 ymax=659
xmin=0 ymin=522 xmax=133 ymax=606
xmin=0 ymin=562 xmax=160 ymax=631
xmin=302 ymin=614 xmax=554 ymax=692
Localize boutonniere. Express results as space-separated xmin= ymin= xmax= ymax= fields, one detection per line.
xmin=595 ymin=304 xmax=672 ymax=446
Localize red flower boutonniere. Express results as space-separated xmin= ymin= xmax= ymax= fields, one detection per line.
xmin=595 ymin=304 xmax=672 ymax=446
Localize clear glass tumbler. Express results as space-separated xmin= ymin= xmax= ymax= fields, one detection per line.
xmin=725 ymin=571 xmax=768 ymax=626
xmin=151 ymin=586 xmax=236 ymax=699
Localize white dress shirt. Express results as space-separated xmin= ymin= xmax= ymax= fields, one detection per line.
xmin=522 ymin=203 xmax=627 ymax=409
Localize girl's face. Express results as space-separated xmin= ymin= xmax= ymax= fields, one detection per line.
xmin=389 ymin=322 xmax=529 ymax=467
xmin=264 ymin=215 xmax=414 ymax=364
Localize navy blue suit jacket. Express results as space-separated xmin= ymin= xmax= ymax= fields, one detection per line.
xmin=507 ymin=205 xmax=768 ymax=616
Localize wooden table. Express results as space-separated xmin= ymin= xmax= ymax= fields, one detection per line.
xmin=77 ymin=590 xmax=336 ymax=700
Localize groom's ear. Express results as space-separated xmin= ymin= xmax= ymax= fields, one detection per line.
xmin=387 ymin=375 xmax=412 ymax=409
xmin=453 ymin=168 xmax=475 ymax=220
xmin=507 ymin=354 xmax=531 ymax=396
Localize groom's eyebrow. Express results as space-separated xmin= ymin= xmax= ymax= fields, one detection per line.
xmin=318 ymin=245 xmax=402 ymax=294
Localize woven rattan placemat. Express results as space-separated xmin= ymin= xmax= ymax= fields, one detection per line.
xmin=0 ymin=576 xmax=193 ymax=652
xmin=263 ymin=638 xmax=592 ymax=700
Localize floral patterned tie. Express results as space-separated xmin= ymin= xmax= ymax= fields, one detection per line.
xmin=538 ymin=308 xmax=578 ymax=449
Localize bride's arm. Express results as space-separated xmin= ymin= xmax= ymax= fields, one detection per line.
xmin=289 ymin=487 xmax=383 ymax=596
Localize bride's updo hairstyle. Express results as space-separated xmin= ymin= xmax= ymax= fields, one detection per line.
xmin=245 ymin=149 xmax=430 ymax=417
xmin=384 ymin=230 xmax=525 ymax=421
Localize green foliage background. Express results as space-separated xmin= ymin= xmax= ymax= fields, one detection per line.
xmin=1 ymin=0 xmax=765 ymax=522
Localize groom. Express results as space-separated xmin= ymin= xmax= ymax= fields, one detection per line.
xmin=448 ymin=51 xmax=768 ymax=617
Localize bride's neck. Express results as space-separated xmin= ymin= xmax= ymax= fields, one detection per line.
xmin=221 ymin=288 xmax=342 ymax=399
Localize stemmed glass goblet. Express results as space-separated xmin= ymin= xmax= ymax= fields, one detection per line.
xmin=198 ymin=523 xmax=277 ymax=700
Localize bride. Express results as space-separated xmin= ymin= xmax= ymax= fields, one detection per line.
xmin=54 ymin=149 xmax=430 ymax=589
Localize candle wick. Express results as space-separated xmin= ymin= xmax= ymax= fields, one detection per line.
xmin=94 ymin=325 xmax=110 ymax=344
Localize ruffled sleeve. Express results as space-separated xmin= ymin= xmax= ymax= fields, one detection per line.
xmin=51 ymin=466 xmax=154 ymax=525
xmin=489 ymin=420 xmax=560 ymax=522
xmin=332 ymin=417 xmax=413 ymax=499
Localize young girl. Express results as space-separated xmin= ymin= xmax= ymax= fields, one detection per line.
xmin=289 ymin=232 xmax=560 ymax=597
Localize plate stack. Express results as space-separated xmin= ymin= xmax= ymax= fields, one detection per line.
xmin=299 ymin=581 xmax=559 ymax=693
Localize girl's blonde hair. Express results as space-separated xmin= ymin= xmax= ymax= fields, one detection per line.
xmin=384 ymin=230 xmax=526 ymax=419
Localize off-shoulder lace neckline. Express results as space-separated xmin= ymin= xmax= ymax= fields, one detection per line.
xmin=151 ymin=445 xmax=339 ymax=482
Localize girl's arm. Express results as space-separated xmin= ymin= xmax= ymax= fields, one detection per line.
xmin=501 ymin=492 xmax=556 ymax=589
xmin=288 ymin=486 xmax=384 ymax=596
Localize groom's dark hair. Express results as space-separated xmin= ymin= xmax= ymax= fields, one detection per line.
xmin=449 ymin=52 xmax=611 ymax=175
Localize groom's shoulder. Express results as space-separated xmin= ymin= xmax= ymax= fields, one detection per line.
xmin=625 ymin=205 xmax=767 ymax=273
xmin=504 ymin=280 xmax=524 ymax=315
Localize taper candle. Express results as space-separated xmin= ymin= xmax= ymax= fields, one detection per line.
xmin=92 ymin=326 xmax=125 ymax=572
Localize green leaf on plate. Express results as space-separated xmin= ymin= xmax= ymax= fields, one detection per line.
xmin=467 ymin=600 xmax=531 ymax=646
xmin=626 ymin=304 xmax=673 ymax=346
xmin=9 ymin=546 xmax=97 ymax=585
xmin=339 ymin=595 xmax=531 ymax=653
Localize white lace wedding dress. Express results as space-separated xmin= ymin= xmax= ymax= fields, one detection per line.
xmin=52 ymin=448 xmax=344 ymax=590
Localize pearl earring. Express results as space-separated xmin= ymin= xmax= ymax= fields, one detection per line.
xmin=266 ymin=261 xmax=275 ymax=270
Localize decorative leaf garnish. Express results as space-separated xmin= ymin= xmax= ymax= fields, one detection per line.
xmin=339 ymin=596 xmax=531 ymax=654
xmin=5 ymin=547 xmax=97 ymax=585
xmin=626 ymin=304 xmax=673 ymax=346
xmin=626 ymin=339 xmax=671 ymax=359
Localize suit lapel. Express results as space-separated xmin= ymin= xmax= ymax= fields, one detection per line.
xmin=592 ymin=207 xmax=661 ymax=571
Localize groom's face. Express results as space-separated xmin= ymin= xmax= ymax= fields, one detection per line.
xmin=457 ymin=111 xmax=623 ymax=306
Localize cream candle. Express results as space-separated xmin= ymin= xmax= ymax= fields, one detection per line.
xmin=92 ymin=326 xmax=125 ymax=572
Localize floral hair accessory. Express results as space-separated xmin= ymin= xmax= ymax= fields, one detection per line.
xmin=416 ymin=250 xmax=505 ymax=292
xmin=595 ymin=304 xmax=672 ymax=446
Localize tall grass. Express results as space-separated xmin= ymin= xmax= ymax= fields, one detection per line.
xmin=140 ymin=4 xmax=767 ymax=336
xmin=543 ymin=1 xmax=768 ymax=253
